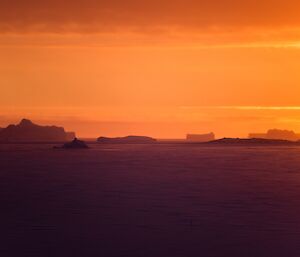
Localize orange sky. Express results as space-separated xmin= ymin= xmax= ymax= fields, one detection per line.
xmin=1 ymin=0 xmax=300 ymax=138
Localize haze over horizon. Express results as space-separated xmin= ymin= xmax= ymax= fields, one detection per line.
xmin=1 ymin=0 xmax=300 ymax=138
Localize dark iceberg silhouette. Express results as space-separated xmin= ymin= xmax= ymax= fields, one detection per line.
xmin=0 ymin=119 xmax=76 ymax=142
xmin=97 ymin=135 xmax=157 ymax=144
xmin=59 ymin=138 xmax=89 ymax=149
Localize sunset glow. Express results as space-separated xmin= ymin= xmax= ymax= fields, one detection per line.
xmin=1 ymin=0 xmax=300 ymax=138
xmin=3 ymin=2 xmax=300 ymax=256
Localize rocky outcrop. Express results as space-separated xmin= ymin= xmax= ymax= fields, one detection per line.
xmin=0 ymin=119 xmax=76 ymax=142
xmin=207 ymin=138 xmax=298 ymax=145
xmin=61 ymin=138 xmax=89 ymax=149
xmin=97 ymin=135 xmax=157 ymax=144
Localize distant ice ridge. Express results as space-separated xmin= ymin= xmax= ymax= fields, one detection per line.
xmin=249 ymin=129 xmax=300 ymax=142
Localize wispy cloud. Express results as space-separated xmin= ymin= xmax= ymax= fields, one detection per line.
xmin=1 ymin=0 xmax=300 ymax=46
xmin=180 ymin=106 xmax=300 ymax=111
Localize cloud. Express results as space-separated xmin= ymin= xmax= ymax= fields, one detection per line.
xmin=180 ymin=106 xmax=300 ymax=111
xmin=1 ymin=0 xmax=300 ymax=34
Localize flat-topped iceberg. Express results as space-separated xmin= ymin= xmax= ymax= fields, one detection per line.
xmin=97 ymin=135 xmax=157 ymax=144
